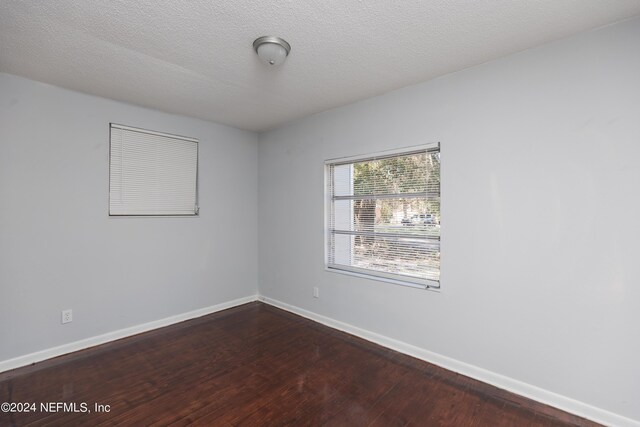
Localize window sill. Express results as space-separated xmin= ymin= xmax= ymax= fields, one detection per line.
xmin=324 ymin=266 xmax=440 ymax=292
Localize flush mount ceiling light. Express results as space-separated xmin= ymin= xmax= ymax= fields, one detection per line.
xmin=253 ymin=36 xmax=291 ymax=67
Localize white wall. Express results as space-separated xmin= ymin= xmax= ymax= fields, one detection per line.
xmin=258 ymin=17 xmax=640 ymax=424
xmin=0 ymin=73 xmax=258 ymax=362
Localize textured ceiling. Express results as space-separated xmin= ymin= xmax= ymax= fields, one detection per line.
xmin=1 ymin=1 xmax=640 ymax=132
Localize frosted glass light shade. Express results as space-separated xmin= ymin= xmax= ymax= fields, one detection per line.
xmin=253 ymin=36 xmax=291 ymax=67
xmin=257 ymin=43 xmax=287 ymax=66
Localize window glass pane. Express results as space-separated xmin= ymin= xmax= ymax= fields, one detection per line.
xmin=332 ymin=164 xmax=353 ymax=197
xmin=352 ymin=235 xmax=440 ymax=282
xmin=331 ymin=199 xmax=354 ymax=231
xmin=350 ymin=151 xmax=439 ymax=196
xmin=327 ymin=146 xmax=440 ymax=287
xmin=331 ymin=233 xmax=354 ymax=266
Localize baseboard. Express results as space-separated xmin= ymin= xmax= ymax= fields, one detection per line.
xmin=259 ymin=295 xmax=639 ymax=427
xmin=0 ymin=294 xmax=259 ymax=374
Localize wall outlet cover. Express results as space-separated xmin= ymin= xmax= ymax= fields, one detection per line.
xmin=62 ymin=309 xmax=73 ymax=324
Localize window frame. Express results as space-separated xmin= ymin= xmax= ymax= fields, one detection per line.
xmin=108 ymin=123 xmax=200 ymax=217
xmin=324 ymin=143 xmax=441 ymax=290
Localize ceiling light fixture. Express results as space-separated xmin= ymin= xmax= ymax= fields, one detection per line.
xmin=253 ymin=36 xmax=291 ymax=67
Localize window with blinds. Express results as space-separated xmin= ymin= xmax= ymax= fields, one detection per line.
xmin=326 ymin=144 xmax=440 ymax=289
xmin=109 ymin=124 xmax=199 ymax=216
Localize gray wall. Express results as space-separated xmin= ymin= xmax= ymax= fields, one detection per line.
xmin=258 ymin=17 xmax=640 ymax=421
xmin=0 ymin=73 xmax=259 ymax=361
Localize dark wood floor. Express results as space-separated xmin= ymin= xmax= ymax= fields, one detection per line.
xmin=0 ymin=302 xmax=599 ymax=426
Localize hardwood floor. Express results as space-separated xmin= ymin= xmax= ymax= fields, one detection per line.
xmin=0 ymin=302 xmax=599 ymax=426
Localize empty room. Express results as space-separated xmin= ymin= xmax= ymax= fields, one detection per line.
xmin=1 ymin=1 xmax=639 ymax=426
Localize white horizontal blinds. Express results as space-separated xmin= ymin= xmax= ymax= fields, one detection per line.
xmin=327 ymin=146 xmax=440 ymax=287
xmin=109 ymin=124 xmax=198 ymax=216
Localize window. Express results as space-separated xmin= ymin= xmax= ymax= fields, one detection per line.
xmin=326 ymin=144 xmax=440 ymax=289
xmin=109 ymin=124 xmax=198 ymax=216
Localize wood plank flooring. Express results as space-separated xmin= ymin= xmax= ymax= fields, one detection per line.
xmin=0 ymin=302 xmax=600 ymax=426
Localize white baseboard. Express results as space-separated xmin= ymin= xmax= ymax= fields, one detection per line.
xmin=0 ymin=295 xmax=258 ymax=374
xmin=259 ymin=295 xmax=639 ymax=427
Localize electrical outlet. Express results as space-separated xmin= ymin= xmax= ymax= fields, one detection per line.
xmin=313 ymin=287 xmax=319 ymax=298
xmin=61 ymin=309 xmax=73 ymax=324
